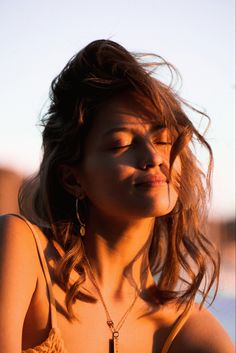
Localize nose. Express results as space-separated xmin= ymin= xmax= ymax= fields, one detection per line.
xmin=138 ymin=141 xmax=164 ymax=170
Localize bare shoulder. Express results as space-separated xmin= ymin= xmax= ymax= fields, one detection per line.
xmin=0 ymin=213 xmax=39 ymax=257
xmin=0 ymin=214 xmax=41 ymax=350
xmin=172 ymin=303 xmax=235 ymax=353
xmin=0 ymin=213 xmax=40 ymax=306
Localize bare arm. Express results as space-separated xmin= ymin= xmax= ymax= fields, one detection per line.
xmin=0 ymin=215 xmax=39 ymax=353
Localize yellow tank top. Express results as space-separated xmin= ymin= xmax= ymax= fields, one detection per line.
xmin=13 ymin=214 xmax=192 ymax=353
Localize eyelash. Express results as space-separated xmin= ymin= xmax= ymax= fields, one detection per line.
xmin=111 ymin=141 xmax=172 ymax=150
xmin=154 ymin=141 xmax=172 ymax=145
xmin=111 ymin=145 xmax=131 ymax=150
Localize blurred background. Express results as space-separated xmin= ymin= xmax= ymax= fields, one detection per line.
xmin=0 ymin=0 xmax=235 ymax=343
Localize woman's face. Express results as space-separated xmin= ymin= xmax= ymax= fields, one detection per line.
xmin=76 ymin=94 xmax=181 ymax=222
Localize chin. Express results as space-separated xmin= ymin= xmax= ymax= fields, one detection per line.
xmin=131 ymin=183 xmax=178 ymax=215
xmin=128 ymin=197 xmax=178 ymax=219
xmin=149 ymin=193 xmax=178 ymax=216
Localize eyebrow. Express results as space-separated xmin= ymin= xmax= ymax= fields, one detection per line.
xmin=103 ymin=124 xmax=166 ymax=137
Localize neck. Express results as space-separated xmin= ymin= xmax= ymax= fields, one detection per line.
xmin=82 ymin=210 xmax=156 ymax=301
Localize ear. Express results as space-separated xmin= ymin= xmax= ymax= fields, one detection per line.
xmin=59 ymin=165 xmax=84 ymax=198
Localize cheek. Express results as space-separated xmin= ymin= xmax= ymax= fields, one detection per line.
xmin=80 ymin=155 xmax=130 ymax=198
xmin=79 ymin=156 xmax=137 ymax=219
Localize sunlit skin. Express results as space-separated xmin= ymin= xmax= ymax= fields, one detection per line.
xmin=70 ymin=94 xmax=181 ymax=301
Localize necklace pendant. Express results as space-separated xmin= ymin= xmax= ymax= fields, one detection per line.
xmin=109 ymin=332 xmax=119 ymax=353
xmin=113 ymin=331 xmax=119 ymax=353
xmin=109 ymin=339 xmax=114 ymax=353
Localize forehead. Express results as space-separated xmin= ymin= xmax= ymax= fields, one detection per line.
xmin=90 ymin=93 xmax=165 ymax=135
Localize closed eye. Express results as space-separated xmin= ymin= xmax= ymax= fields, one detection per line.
xmin=111 ymin=141 xmax=172 ymax=150
xmin=154 ymin=141 xmax=172 ymax=145
xmin=111 ymin=144 xmax=132 ymax=150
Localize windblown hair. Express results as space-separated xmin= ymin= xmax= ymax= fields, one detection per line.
xmin=19 ymin=39 xmax=219 ymax=319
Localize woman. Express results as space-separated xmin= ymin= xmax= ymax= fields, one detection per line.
xmin=0 ymin=39 xmax=234 ymax=353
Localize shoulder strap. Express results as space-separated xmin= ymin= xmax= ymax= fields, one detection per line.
xmin=160 ymin=302 xmax=193 ymax=353
xmin=8 ymin=213 xmax=58 ymax=329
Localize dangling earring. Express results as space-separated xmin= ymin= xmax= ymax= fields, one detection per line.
xmin=76 ymin=198 xmax=86 ymax=236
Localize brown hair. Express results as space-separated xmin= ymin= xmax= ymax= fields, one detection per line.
xmin=19 ymin=39 xmax=219 ymax=319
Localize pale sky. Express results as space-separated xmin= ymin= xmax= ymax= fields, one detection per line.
xmin=0 ymin=0 xmax=235 ymax=220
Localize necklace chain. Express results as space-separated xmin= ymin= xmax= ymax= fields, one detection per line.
xmin=83 ymin=254 xmax=140 ymax=338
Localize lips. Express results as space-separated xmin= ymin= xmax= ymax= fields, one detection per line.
xmin=134 ymin=174 xmax=167 ymax=187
